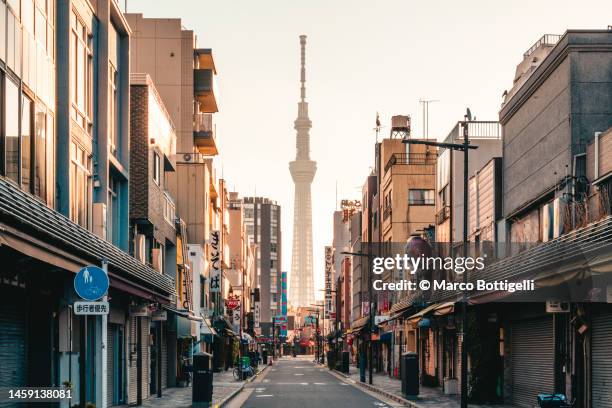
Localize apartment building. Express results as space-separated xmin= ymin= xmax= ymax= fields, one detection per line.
xmin=0 ymin=2 xmax=176 ymax=408
xmin=242 ymin=196 xmax=282 ymax=337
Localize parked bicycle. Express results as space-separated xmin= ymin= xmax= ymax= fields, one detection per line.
xmin=537 ymin=394 xmax=576 ymax=408
xmin=233 ymin=357 xmax=255 ymax=381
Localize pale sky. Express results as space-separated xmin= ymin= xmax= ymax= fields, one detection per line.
xmin=126 ymin=0 xmax=611 ymax=300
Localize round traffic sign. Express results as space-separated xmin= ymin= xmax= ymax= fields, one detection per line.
xmin=74 ymin=266 xmax=109 ymax=301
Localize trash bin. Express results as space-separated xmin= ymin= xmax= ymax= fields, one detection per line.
xmin=192 ymin=352 xmax=213 ymax=408
xmin=359 ymin=352 xmax=366 ymax=382
xmin=341 ymin=351 xmax=350 ymax=373
xmin=327 ymin=351 xmax=335 ymax=370
xmin=401 ymin=352 xmax=419 ymax=399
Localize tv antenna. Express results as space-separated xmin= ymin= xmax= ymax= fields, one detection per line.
xmin=419 ymin=98 xmax=439 ymax=138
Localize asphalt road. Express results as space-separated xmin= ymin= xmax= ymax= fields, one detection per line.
xmin=227 ymin=355 xmax=401 ymax=408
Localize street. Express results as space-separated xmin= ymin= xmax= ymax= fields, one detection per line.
xmin=227 ymin=356 xmax=401 ymax=408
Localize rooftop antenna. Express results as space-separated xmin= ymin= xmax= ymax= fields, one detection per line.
xmin=419 ymin=98 xmax=439 ymax=138
xmin=374 ymin=112 xmax=382 ymax=143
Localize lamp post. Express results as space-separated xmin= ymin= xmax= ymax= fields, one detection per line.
xmin=402 ymin=113 xmax=477 ymax=408
xmin=341 ymin=251 xmax=375 ymax=385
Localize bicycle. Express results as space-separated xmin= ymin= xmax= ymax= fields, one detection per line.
xmin=537 ymin=394 xmax=576 ymax=408
xmin=233 ymin=363 xmax=255 ymax=381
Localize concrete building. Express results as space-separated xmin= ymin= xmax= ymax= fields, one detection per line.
xmin=125 ymin=12 xmax=235 ymax=379
xmin=435 ymin=120 xmax=502 ymax=244
xmin=289 ymin=35 xmax=316 ymax=309
xmin=496 ymin=31 xmax=612 ymax=408
xmin=0 ymin=2 xmax=175 ymax=408
xmin=242 ymin=196 xmax=282 ymax=337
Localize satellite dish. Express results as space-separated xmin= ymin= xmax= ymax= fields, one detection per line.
xmin=466 ymin=108 xmax=473 ymax=122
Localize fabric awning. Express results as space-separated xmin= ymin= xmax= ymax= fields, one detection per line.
xmin=351 ymin=315 xmax=370 ymax=332
xmin=433 ymin=302 xmax=455 ymax=316
xmin=406 ymin=303 xmax=442 ymax=324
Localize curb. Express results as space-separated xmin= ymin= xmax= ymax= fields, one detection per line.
xmin=328 ymin=368 xmax=420 ymax=408
xmin=217 ymin=364 xmax=269 ymax=407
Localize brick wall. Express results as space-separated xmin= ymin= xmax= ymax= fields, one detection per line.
xmin=130 ymin=85 xmax=149 ymax=220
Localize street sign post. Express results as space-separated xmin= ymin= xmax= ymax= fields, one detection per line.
xmin=74 ymin=266 xmax=109 ymax=301
xmin=74 ymin=301 xmax=110 ymax=315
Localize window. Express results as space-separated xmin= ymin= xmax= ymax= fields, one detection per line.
xmin=153 ymin=152 xmax=160 ymax=185
xmin=270 ymin=243 xmax=277 ymax=253
xmin=409 ymin=189 xmax=435 ymax=205
xmin=21 ymin=96 xmax=32 ymax=192
xmin=34 ymin=103 xmax=46 ymax=200
xmin=4 ymin=79 xmax=19 ymax=184
xmin=107 ymin=173 xmax=120 ymax=245
xmin=439 ymin=185 xmax=449 ymax=207
xmin=71 ymin=12 xmax=92 ymax=132
xmin=70 ymin=142 xmax=91 ymax=228
xmin=108 ymin=64 xmax=118 ymax=155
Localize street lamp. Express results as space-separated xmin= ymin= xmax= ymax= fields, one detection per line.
xmin=402 ymin=111 xmax=477 ymax=408
xmin=341 ymin=250 xmax=375 ymax=385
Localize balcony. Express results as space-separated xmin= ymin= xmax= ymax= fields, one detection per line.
xmin=384 ymin=152 xmax=437 ymax=173
xmin=194 ymin=49 xmax=219 ymax=113
xmin=445 ymin=121 xmax=501 ymax=143
xmin=193 ymin=113 xmax=218 ymax=156
xmin=436 ymin=206 xmax=450 ymax=224
xmin=383 ymin=205 xmax=392 ymax=221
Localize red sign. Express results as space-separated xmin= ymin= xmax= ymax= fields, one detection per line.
xmin=225 ymin=297 xmax=240 ymax=310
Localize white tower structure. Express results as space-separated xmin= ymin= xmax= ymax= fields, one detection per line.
xmin=289 ymin=35 xmax=316 ymax=308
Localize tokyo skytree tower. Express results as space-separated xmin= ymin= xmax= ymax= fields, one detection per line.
xmin=289 ymin=35 xmax=316 ymax=308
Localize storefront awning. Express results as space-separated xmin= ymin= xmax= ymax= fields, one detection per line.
xmin=201 ymin=318 xmax=217 ymax=343
xmin=0 ymin=179 xmax=176 ymax=302
xmin=351 ymin=315 xmax=370 ymax=332
xmin=433 ymin=302 xmax=455 ymax=316
xmin=406 ymin=303 xmax=443 ymax=324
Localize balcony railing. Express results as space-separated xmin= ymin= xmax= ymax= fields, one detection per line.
xmin=436 ymin=206 xmax=450 ymax=224
xmin=383 ymin=206 xmax=392 ymax=221
xmin=523 ymin=34 xmax=562 ymax=57
xmin=193 ymin=113 xmax=217 ymax=155
xmin=163 ymin=192 xmax=176 ymax=227
xmin=194 ymin=113 xmax=213 ymax=133
xmin=384 ymin=153 xmax=437 ymax=173
xmin=445 ymin=121 xmax=501 ymax=143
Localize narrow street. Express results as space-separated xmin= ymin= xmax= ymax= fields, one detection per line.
xmin=227 ymin=356 xmax=401 ymax=408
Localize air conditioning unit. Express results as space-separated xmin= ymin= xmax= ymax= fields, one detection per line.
xmin=92 ymin=203 xmax=107 ymax=239
xmin=444 ymin=378 xmax=458 ymax=395
xmin=546 ymin=300 xmax=570 ymax=313
xmin=134 ymin=234 xmax=146 ymax=264
xmin=152 ymin=248 xmax=162 ymax=272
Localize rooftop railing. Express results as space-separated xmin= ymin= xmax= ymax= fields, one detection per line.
xmin=523 ymin=34 xmax=562 ymax=57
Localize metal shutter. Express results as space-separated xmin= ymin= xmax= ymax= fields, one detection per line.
xmin=0 ymin=290 xmax=27 ymax=398
xmin=592 ymin=312 xmax=612 ymax=408
xmin=511 ymin=317 xmax=554 ymax=408
xmin=107 ymin=324 xmax=115 ymax=405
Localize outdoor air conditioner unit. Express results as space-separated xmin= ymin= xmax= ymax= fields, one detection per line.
xmin=134 ymin=234 xmax=146 ymax=264
xmin=546 ymin=300 xmax=570 ymax=313
xmin=92 ymin=203 xmax=107 ymax=239
xmin=152 ymin=248 xmax=162 ymax=272
xmin=444 ymin=378 xmax=458 ymax=395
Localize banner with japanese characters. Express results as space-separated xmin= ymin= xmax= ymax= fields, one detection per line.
xmin=209 ymin=230 xmax=221 ymax=293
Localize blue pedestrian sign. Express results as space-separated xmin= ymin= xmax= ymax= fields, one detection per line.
xmin=74 ymin=266 xmax=109 ymax=301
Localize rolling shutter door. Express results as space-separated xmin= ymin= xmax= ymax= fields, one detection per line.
xmin=511 ymin=317 xmax=554 ymax=408
xmin=0 ymin=290 xmax=27 ymax=398
xmin=592 ymin=312 xmax=612 ymax=408
xmin=107 ymin=324 xmax=115 ymax=405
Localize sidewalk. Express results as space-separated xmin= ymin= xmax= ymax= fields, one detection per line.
xmin=333 ymin=364 xmax=517 ymax=408
xmin=130 ymin=364 xmax=267 ymax=408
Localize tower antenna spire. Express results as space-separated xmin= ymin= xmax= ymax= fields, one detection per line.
xmin=300 ymin=35 xmax=307 ymax=102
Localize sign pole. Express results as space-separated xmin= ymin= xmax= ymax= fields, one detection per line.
xmin=100 ymin=260 xmax=109 ymax=408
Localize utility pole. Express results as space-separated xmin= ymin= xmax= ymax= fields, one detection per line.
xmin=403 ymin=111 xmax=476 ymax=408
